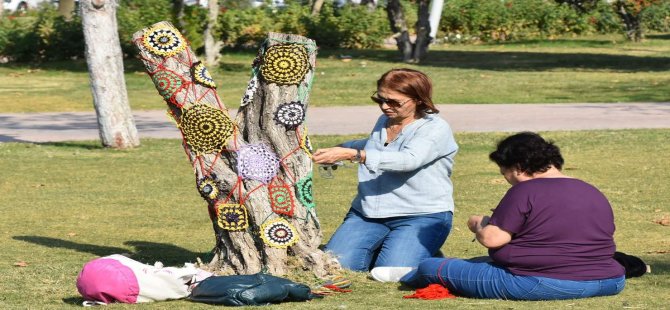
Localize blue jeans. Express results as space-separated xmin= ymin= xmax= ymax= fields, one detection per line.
xmin=401 ymin=258 xmax=626 ymax=300
xmin=324 ymin=208 xmax=452 ymax=271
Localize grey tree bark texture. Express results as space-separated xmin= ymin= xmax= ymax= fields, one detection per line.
xmin=387 ymin=0 xmax=432 ymax=63
xmin=204 ymin=0 xmax=223 ymax=66
xmin=133 ymin=22 xmax=339 ymax=277
xmin=81 ymin=0 xmax=140 ymax=149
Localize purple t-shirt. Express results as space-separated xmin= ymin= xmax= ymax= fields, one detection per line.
xmin=488 ymin=178 xmax=625 ymax=281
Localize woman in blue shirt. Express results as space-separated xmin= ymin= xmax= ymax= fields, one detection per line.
xmin=312 ymin=68 xmax=459 ymax=282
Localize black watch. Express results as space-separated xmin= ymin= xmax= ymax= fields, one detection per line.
xmin=351 ymin=149 xmax=362 ymax=163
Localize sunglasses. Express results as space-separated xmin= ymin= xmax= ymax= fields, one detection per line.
xmin=370 ymin=91 xmax=413 ymax=108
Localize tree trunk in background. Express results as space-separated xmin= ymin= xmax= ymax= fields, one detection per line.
xmin=58 ymin=0 xmax=76 ymax=20
xmin=311 ymin=0 xmax=324 ymax=15
xmin=133 ymin=23 xmax=339 ymax=277
xmin=412 ymin=0 xmax=431 ymax=61
xmin=386 ymin=0 xmax=431 ymax=63
xmin=0 ymin=0 xmax=4 ymax=17
xmin=81 ymin=0 xmax=140 ymax=149
xmin=387 ymin=0 xmax=412 ymax=62
xmin=204 ymin=0 xmax=222 ymax=66
xmin=615 ymin=0 xmax=643 ymax=42
xmin=173 ymin=0 xmax=187 ymax=32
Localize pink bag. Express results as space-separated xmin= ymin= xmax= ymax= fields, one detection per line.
xmin=76 ymin=254 xmax=212 ymax=304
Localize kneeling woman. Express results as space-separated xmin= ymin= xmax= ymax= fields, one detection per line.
xmin=401 ymin=132 xmax=625 ymax=300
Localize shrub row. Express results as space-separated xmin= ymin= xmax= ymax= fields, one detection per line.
xmin=0 ymin=0 xmax=669 ymax=62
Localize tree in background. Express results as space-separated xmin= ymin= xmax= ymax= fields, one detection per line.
xmin=387 ymin=0 xmax=431 ymax=63
xmin=557 ymin=0 xmax=660 ymax=41
xmin=81 ymin=0 xmax=140 ymax=148
xmin=58 ymin=0 xmax=76 ymax=20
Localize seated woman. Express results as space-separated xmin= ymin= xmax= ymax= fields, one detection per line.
xmin=401 ymin=132 xmax=625 ymax=300
xmin=312 ymin=69 xmax=458 ymax=282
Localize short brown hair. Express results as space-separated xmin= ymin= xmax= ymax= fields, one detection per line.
xmin=377 ymin=68 xmax=439 ymax=114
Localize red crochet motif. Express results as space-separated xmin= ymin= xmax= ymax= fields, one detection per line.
xmin=403 ymin=284 xmax=456 ymax=300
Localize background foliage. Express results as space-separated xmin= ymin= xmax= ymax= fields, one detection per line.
xmin=1 ymin=0 xmax=669 ymax=62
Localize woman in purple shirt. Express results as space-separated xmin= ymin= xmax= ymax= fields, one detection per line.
xmin=401 ymin=132 xmax=625 ymax=300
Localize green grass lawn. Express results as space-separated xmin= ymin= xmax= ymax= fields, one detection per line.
xmin=1 ymin=130 xmax=668 ymax=308
xmin=1 ymin=34 xmax=669 ymax=113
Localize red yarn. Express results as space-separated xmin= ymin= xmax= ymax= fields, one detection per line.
xmin=403 ymin=284 xmax=456 ymax=300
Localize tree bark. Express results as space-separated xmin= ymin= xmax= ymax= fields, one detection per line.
xmin=311 ymin=0 xmax=325 ymax=15
xmin=81 ymin=0 xmax=140 ymax=149
xmin=58 ymin=0 xmax=76 ymax=20
xmin=204 ymin=0 xmax=223 ymax=66
xmin=615 ymin=1 xmax=643 ymax=42
xmin=386 ymin=0 xmax=432 ymax=63
xmin=386 ymin=0 xmax=413 ymax=62
xmin=133 ymin=23 xmax=339 ymax=277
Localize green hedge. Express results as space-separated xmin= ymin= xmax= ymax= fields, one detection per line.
xmin=1 ymin=0 xmax=669 ymax=62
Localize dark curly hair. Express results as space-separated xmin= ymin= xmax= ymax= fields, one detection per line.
xmin=489 ymin=132 xmax=564 ymax=174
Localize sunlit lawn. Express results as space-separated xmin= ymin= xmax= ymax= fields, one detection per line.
xmin=0 ymin=130 xmax=668 ymax=308
xmin=0 ymin=33 xmax=669 ymax=113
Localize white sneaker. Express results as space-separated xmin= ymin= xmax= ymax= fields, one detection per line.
xmin=370 ymin=267 xmax=415 ymax=283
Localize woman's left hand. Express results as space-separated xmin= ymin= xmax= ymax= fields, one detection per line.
xmin=312 ymin=147 xmax=355 ymax=164
xmin=467 ymin=215 xmax=490 ymax=233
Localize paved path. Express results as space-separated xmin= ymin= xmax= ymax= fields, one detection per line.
xmin=0 ymin=103 xmax=669 ymax=143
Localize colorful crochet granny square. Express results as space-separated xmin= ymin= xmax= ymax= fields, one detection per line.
xmin=180 ymin=104 xmax=235 ymax=156
xmin=268 ymin=183 xmax=295 ymax=217
xmin=197 ymin=175 xmax=222 ymax=202
xmin=216 ymin=203 xmax=249 ymax=231
xmin=295 ymin=173 xmax=315 ymax=209
xmin=300 ymin=129 xmax=313 ymax=157
xmin=260 ymin=218 xmax=299 ymax=248
xmin=142 ymin=25 xmax=186 ymax=57
xmin=191 ymin=61 xmax=217 ymax=88
xmin=240 ymin=75 xmax=258 ymax=107
xmin=152 ymin=69 xmax=185 ymax=106
xmin=236 ymin=143 xmax=280 ymax=184
xmin=273 ymin=101 xmax=305 ymax=130
xmin=261 ymin=43 xmax=310 ymax=86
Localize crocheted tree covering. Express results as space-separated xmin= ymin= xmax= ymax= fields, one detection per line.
xmin=260 ymin=218 xmax=299 ymax=248
xmin=261 ymin=44 xmax=310 ymax=86
xmin=240 ymin=75 xmax=258 ymax=107
xmin=294 ymin=173 xmax=315 ymax=209
xmin=197 ymin=175 xmax=222 ymax=202
xmin=142 ymin=25 xmax=186 ymax=57
xmin=180 ymin=104 xmax=234 ymax=156
xmin=152 ymin=69 xmax=185 ymax=106
xmin=216 ymin=203 xmax=249 ymax=231
xmin=236 ymin=143 xmax=280 ymax=184
xmin=268 ymin=182 xmax=295 ymax=217
xmin=191 ymin=61 xmax=217 ymax=88
xmin=300 ymin=129 xmax=313 ymax=157
xmin=403 ymin=284 xmax=456 ymax=300
xmin=273 ymin=101 xmax=306 ymax=130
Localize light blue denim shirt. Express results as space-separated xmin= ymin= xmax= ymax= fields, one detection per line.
xmin=341 ymin=113 xmax=458 ymax=218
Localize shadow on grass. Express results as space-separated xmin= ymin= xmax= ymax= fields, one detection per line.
xmin=37 ymin=141 xmax=105 ymax=150
xmin=647 ymin=34 xmax=670 ymax=40
xmin=13 ymin=236 xmax=211 ymax=266
xmin=348 ymin=49 xmax=670 ymax=72
xmin=645 ymin=256 xmax=670 ymax=275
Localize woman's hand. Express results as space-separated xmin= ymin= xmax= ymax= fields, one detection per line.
xmin=467 ymin=215 xmax=490 ymax=233
xmin=312 ymin=147 xmax=356 ymax=164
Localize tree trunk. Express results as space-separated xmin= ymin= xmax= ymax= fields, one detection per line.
xmin=81 ymin=0 xmax=140 ymax=149
xmin=204 ymin=0 xmax=223 ymax=66
xmin=386 ymin=0 xmax=413 ymax=62
xmin=428 ymin=0 xmax=443 ymax=39
xmin=615 ymin=1 xmax=643 ymax=42
xmin=173 ymin=0 xmax=187 ymax=32
xmin=412 ymin=0 xmax=431 ymax=62
xmin=386 ymin=0 xmax=432 ymax=63
xmin=0 ymin=0 xmax=4 ymax=17
xmin=133 ymin=22 xmax=339 ymax=277
xmin=58 ymin=0 xmax=76 ymax=20
xmin=311 ymin=0 xmax=324 ymax=15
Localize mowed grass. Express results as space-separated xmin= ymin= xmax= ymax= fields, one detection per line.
xmin=1 ymin=33 xmax=669 ymax=113
xmin=0 ymin=130 xmax=668 ymax=309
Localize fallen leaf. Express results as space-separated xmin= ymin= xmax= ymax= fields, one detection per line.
xmin=489 ymin=178 xmax=506 ymax=185
xmin=654 ymin=209 xmax=661 ymax=213
xmin=14 ymin=261 xmax=28 ymax=267
xmin=67 ymin=232 xmax=77 ymax=237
